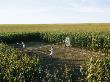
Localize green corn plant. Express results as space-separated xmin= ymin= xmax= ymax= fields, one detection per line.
xmin=81 ymin=57 xmax=110 ymax=82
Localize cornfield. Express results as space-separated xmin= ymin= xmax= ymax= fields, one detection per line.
xmin=0 ymin=24 xmax=110 ymax=32
xmin=81 ymin=57 xmax=110 ymax=82
xmin=0 ymin=32 xmax=110 ymax=53
xmin=0 ymin=24 xmax=110 ymax=82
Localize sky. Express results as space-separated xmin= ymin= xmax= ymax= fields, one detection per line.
xmin=0 ymin=0 xmax=110 ymax=24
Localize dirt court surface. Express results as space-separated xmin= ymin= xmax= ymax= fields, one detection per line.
xmin=24 ymin=43 xmax=105 ymax=68
xmin=27 ymin=44 xmax=103 ymax=60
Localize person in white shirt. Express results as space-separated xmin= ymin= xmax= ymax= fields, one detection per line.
xmin=49 ymin=47 xmax=54 ymax=56
xmin=21 ymin=42 xmax=25 ymax=49
xmin=64 ymin=36 xmax=71 ymax=47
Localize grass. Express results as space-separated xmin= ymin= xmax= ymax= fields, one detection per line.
xmin=0 ymin=23 xmax=110 ymax=32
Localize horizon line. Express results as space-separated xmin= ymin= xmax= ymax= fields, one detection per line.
xmin=0 ymin=22 xmax=110 ymax=25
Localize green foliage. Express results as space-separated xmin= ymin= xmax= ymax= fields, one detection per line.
xmin=0 ymin=43 xmax=39 ymax=82
xmin=0 ymin=43 xmax=83 ymax=82
xmin=0 ymin=32 xmax=110 ymax=53
xmin=0 ymin=31 xmax=110 ymax=81
xmin=81 ymin=57 xmax=110 ymax=82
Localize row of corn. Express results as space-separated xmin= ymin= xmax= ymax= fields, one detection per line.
xmin=0 ymin=32 xmax=110 ymax=51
